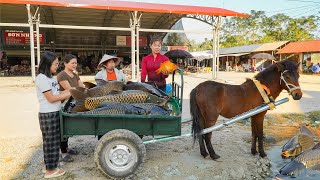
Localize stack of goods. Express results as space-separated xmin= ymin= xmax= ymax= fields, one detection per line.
xmin=66 ymin=80 xmax=171 ymax=116
xmin=122 ymin=64 xmax=138 ymax=81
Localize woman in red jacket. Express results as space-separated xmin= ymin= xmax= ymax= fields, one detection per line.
xmin=141 ymin=38 xmax=169 ymax=91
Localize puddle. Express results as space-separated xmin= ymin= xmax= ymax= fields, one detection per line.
xmin=267 ymin=143 xmax=320 ymax=180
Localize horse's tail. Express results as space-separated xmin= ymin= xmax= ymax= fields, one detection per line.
xmin=190 ymin=87 xmax=202 ymax=143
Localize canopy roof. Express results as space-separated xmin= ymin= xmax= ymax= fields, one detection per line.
xmin=252 ymin=41 xmax=289 ymax=52
xmin=277 ymin=40 xmax=320 ymax=54
xmin=1 ymin=1 xmax=248 ymax=50
xmin=219 ymin=44 xmax=262 ymax=55
xmin=1 ymin=0 xmax=249 ymax=17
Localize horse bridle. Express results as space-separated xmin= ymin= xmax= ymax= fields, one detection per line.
xmin=280 ymin=70 xmax=301 ymax=94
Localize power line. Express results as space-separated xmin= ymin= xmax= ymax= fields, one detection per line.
xmin=265 ymin=4 xmax=316 ymax=14
xmin=286 ymin=0 xmax=320 ymax=3
xmin=291 ymin=5 xmax=320 ymax=18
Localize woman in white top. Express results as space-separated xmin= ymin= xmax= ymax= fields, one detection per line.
xmin=35 ymin=51 xmax=70 ymax=178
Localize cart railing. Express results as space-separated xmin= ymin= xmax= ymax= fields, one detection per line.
xmin=172 ymin=68 xmax=184 ymax=111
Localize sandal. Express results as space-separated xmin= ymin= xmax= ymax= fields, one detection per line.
xmin=44 ymin=168 xmax=65 ymax=179
xmin=67 ymin=148 xmax=79 ymax=155
xmin=61 ymin=154 xmax=74 ymax=162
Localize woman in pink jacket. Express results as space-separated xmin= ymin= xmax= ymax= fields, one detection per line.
xmin=141 ymin=38 xmax=169 ymax=91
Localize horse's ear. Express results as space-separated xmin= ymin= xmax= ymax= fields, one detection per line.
xmin=296 ymin=62 xmax=301 ymax=67
xmin=275 ymin=63 xmax=284 ymax=72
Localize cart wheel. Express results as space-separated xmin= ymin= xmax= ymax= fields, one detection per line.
xmin=94 ymin=129 xmax=146 ymax=179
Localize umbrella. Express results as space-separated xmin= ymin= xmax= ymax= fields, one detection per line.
xmin=164 ymin=49 xmax=193 ymax=59
xmin=251 ymin=53 xmax=275 ymax=60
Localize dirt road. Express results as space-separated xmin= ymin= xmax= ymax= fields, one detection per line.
xmin=1 ymin=72 xmax=319 ymax=179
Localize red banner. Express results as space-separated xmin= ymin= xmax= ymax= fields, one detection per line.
xmin=125 ymin=36 xmax=147 ymax=46
xmin=167 ymin=46 xmax=188 ymax=51
xmin=4 ymin=31 xmax=45 ymax=45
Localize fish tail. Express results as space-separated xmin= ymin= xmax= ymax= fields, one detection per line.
xmin=70 ymin=89 xmax=90 ymax=112
xmin=83 ymin=82 xmax=96 ymax=88
xmin=155 ymin=68 xmax=162 ymax=74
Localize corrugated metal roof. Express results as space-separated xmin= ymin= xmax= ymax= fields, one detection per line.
xmin=277 ymin=40 xmax=320 ymax=54
xmin=219 ymin=52 xmax=249 ymax=57
xmin=219 ymin=44 xmax=262 ymax=55
xmin=252 ymin=41 xmax=289 ymax=52
xmin=1 ymin=0 xmax=249 ymax=17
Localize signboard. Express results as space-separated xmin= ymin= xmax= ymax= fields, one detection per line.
xmin=167 ymin=46 xmax=188 ymax=51
xmin=4 ymin=30 xmax=45 ymax=45
xmin=116 ymin=36 xmax=147 ymax=47
xmin=116 ymin=36 xmax=126 ymax=46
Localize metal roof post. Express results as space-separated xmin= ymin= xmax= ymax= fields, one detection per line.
xmin=34 ymin=6 xmax=41 ymax=66
xmin=216 ymin=16 xmax=222 ymax=78
xmin=136 ymin=13 xmax=142 ymax=82
xmin=211 ymin=16 xmax=222 ymax=79
xmin=130 ymin=11 xmax=136 ymax=81
xmin=26 ymin=4 xmax=36 ymax=82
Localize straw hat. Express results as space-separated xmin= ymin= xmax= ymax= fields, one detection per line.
xmin=97 ymin=54 xmax=121 ymax=70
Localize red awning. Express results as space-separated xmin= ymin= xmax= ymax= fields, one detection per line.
xmin=277 ymin=40 xmax=320 ymax=54
xmin=0 ymin=0 xmax=248 ymax=17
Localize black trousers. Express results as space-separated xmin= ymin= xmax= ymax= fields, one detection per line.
xmin=60 ymin=138 xmax=68 ymax=153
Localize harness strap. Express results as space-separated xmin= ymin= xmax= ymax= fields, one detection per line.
xmin=253 ymin=79 xmax=270 ymax=104
xmin=253 ymin=79 xmax=276 ymax=110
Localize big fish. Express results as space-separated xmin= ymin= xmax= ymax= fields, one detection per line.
xmin=124 ymin=81 xmax=168 ymax=98
xmin=70 ymin=90 xmax=167 ymax=112
xmin=78 ymin=102 xmax=149 ymax=115
xmin=274 ymin=143 xmax=320 ymax=179
xmin=83 ymin=82 xmax=97 ymax=89
xmin=282 ymin=126 xmax=317 ymax=159
xmin=75 ymin=81 xmax=124 ymax=98
xmin=155 ymin=61 xmax=178 ymax=74
xmin=131 ymin=103 xmax=172 ymax=115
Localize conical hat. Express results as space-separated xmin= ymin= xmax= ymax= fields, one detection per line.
xmin=97 ymin=54 xmax=120 ymax=70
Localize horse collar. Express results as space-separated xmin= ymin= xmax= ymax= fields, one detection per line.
xmin=253 ymin=79 xmax=274 ymax=107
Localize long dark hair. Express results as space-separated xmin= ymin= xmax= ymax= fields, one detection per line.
xmin=38 ymin=51 xmax=57 ymax=77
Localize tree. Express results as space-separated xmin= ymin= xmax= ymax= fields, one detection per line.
xmin=219 ymin=10 xmax=319 ymax=48
xmin=163 ymin=33 xmax=186 ymax=46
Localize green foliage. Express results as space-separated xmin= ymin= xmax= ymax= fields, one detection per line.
xmin=164 ymin=33 xmax=186 ymax=46
xmin=220 ymin=10 xmax=319 ymax=48
xmin=187 ymin=10 xmax=320 ymax=50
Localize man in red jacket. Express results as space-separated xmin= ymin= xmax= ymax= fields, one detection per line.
xmin=141 ymin=38 xmax=169 ymax=92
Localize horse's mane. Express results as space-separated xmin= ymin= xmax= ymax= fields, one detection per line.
xmin=253 ymin=60 xmax=298 ymax=85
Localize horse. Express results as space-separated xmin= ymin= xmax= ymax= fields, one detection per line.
xmin=190 ymin=60 xmax=303 ymax=160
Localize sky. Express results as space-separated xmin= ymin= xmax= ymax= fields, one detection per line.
xmin=125 ymin=0 xmax=320 ymax=42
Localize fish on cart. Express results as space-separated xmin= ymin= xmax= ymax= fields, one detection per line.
xmin=70 ymin=89 xmax=167 ymax=112
xmin=124 ymin=81 xmax=168 ymax=98
xmin=131 ymin=103 xmax=172 ymax=115
xmin=275 ymin=143 xmax=320 ymax=179
xmin=76 ymin=81 xmax=124 ymax=97
xmin=78 ymin=102 xmax=150 ymax=115
xmin=282 ymin=126 xmax=317 ymax=159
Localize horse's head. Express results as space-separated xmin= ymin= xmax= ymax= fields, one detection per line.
xmin=276 ymin=61 xmax=302 ymax=100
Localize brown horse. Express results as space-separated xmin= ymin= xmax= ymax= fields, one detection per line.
xmin=190 ymin=60 xmax=303 ymax=160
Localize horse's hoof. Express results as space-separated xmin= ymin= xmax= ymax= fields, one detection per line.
xmin=201 ymin=152 xmax=209 ymax=158
xmin=210 ymin=154 xmax=220 ymax=160
xmin=251 ymin=149 xmax=258 ymax=155
xmin=259 ymin=152 xmax=267 ymax=158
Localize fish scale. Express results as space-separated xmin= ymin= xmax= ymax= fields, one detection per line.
xmin=79 ymin=102 xmax=149 ymax=115
xmin=299 ymin=134 xmax=315 ymax=152
xmin=85 ymin=90 xmax=150 ymax=110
